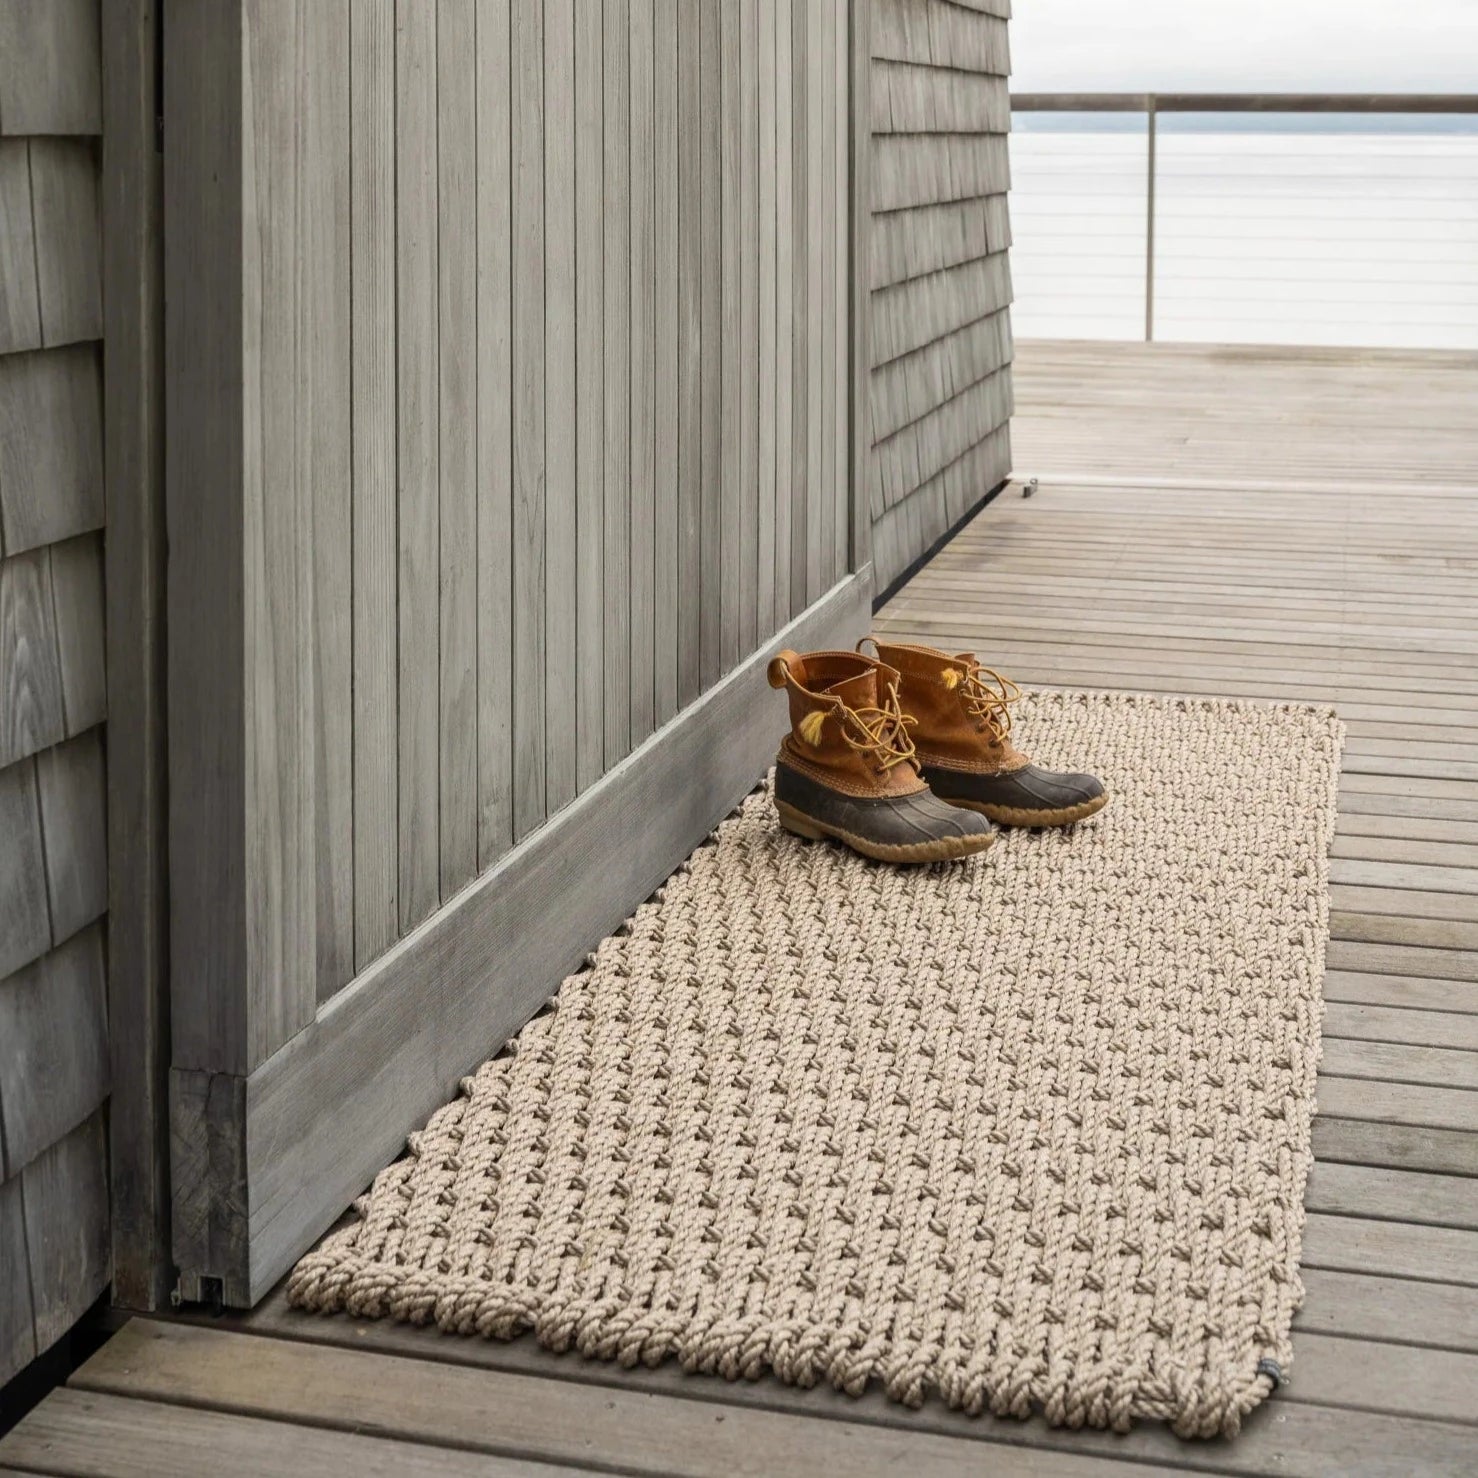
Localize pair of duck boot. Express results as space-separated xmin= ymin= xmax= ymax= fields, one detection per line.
xmin=766 ymin=640 xmax=1107 ymax=864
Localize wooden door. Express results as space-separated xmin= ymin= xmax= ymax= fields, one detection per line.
xmin=162 ymin=0 xmax=870 ymax=1307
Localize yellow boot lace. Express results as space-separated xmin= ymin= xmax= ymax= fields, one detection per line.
xmin=798 ymin=682 xmax=919 ymax=772
xmin=941 ymin=662 xmax=1021 ymax=742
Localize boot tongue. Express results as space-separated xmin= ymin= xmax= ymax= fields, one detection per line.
xmin=824 ymin=665 xmax=879 ymax=711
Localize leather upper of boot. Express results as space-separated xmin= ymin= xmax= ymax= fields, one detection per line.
xmin=767 ymin=649 xmax=928 ymax=797
xmin=870 ymin=641 xmax=1030 ymax=776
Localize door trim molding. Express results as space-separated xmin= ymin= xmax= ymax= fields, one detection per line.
xmin=172 ymin=570 xmax=873 ymax=1305
xmin=103 ymin=0 xmax=172 ymax=1311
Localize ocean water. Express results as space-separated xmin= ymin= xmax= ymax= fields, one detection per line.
xmin=1007 ymin=116 xmax=1478 ymax=349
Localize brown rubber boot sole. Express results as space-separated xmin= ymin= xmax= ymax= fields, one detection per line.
xmin=944 ymin=792 xmax=1111 ymax=829
xmin=776 ymin=799 xmax=997 ymax=863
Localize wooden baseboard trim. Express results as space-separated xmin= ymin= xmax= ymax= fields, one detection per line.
xmin=171 ymin=572 xmax=872 ymax=1305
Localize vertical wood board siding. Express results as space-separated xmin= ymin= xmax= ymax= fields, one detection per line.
xmin=167 ymin=0 xmax=854 ymax=1029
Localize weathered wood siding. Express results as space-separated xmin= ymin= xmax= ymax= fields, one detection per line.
xmin=868 ymin=0 xmax=1013 ymax=591
xmin=169 ymin=0 xmax=852 ymax=1060
xmin=0 ymin=0 xmax=109 ymax=1385
xmin=166 ymin=0 xmax=859 ymax=1303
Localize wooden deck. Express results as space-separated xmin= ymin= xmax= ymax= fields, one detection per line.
xmin=6 ymin=340 xmax=1477 ymax=1475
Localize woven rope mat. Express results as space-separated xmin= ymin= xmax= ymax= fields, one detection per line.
xmin=289 ymin=691 xmax=1343 ymax=1438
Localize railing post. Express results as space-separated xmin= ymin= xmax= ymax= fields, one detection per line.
xmin=1144 ymin=93 xmax=1156 ymax=342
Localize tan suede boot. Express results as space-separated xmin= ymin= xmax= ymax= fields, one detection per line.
xmin=766 ymin=648 xmax=996 ymax=863
xmin=868 ymin=640 xmax=1108 ymax=828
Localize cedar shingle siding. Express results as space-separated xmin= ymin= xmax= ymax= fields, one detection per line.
xmin=869 ymin=0 xmax=1013 ymax=590
xmin=0 ymin=0 xmax=110 ymax=1386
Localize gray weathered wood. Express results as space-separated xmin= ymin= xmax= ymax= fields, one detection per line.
xmin=350 ymin=0 xmax=398 ymax=964
xmin=875 ymin=367 xmax=1011 ymax=513
xmin=871 ymin=307 xmax=1011 ymax=441
xmin=19 ymin=1108 xmax=108 ymax=1352
xmin=871 ymin=133 xmax=1009 ymax=213
xmin=871 ymin=194 xmax=1010 ymax=288
xmin=544 ymin=0 xmax=577 ymax=815
xmin=28 ymin=137 xmax=100 ymax=347
xmin=863 ymin=0 xmax=1011 ymax=587
xmin=235 ymin=1282 xmax=1478 ymax=1474
xmin=0 ymin=924 xmax=107 ymax=1174
xmin=0 ymin=0 xmax=101 ymax=136
xmin=737 ymin=0 xmax=759 ymax=652
xmin=833 ymin=0 xmax=849 ymax=579
xmin=0 ymin=1387 xmax=586 ymax=1478
xmin=872 ymin=57 xmax=1008 ymax=134
xmin=788 ymin=0 xmax=809 ymax=615
xmin=675 ymin=0 xmax=701 ymax=706
xmin=434 ymin=0 xmax=477 ymax=906
xmin=220 ymin=1281 xmax=1478 ymax=1478
xmin=699 ymin=0 xmax=722 ymax=687
xmin=68 ymin=1320 xmax=1163 ymax=1478
xmin=167 ymin=0 xmax=331 ymax=1078
xmin=1292 ymin=1332 xmax=1478 ymax=1427
xmin=805 ymin=0 xmax=825 ymax=605
xmin=0 ymin=754 xmax=48 ymax=979
xmin=849 ymin=0 xmax=872 ymax=575
xmin=0 ymin=1173 xmax=35 ymax=1380
xmin=573 ymin=0 xmax=605 ymax=792
xmin=0 ymin=139 xmax=40 ymax=356
xmin=169 ymin=1068 xmax=248 ymax=1308
xmin=511 ymin=0 xmax=547 ymax=840
xmin=1306 ymin=1160 xmax=1478 ymax=1231
xmin=872 ymin=0 xmax=1008 ymax=73
xmin=242 ymin=0 xmax=319 ymax=1052
xmin=818 ymin=0 xmax=836 ymax=594
xmin=0 ymin=344 xmax=103 ymax=555
xmin=652 ymin=0 xmax=679 ymax=724
xmin=0 ymin=547 xmax=65 ymax=772
xmin=629 ymin=0 xmax=657 ymax=745
xmin=871 ymin=252 xmax=1012 ymax=368
xmin=103 ymin=0 xmax=169 ymax=1308
xmin=718 ymin=0 xmax=741 ymax=673
xmin=395 ymin=0 xmax=440 ymax=930
xmin=1296 ymin=1267 xmax=1478 ymax=1352
xmin=218 ymin=573 xmax=869 ymax=1303
xmin=48 ymin=532 xmax=105 ymax=742
xmin=756 ymin=0 xmax=777 ymax=632
xmin=476 ymin=0 xmax=515 ymax=865
xmin=35 ymin=725 xmax=106 ymax=947
xmin=604 ymin=0 xmax=634 ymax=762
xmin=772 ymin=0 xmax=792 ymax=628
xmin=302 ymin=0 xmax=353 ymax=1002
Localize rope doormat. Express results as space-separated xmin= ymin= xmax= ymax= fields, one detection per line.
xmin=289 ymin=691 xmax=1342 ymax=1438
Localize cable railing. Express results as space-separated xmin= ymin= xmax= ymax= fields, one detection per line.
xmin=1008 ymin=93 xmax=1478 ymax=349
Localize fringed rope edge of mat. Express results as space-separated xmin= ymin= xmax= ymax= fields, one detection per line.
xmin=284 ymin=1253 xmax=1287 ymax=1439
xmin=286 ymin=691 xmax=1346 ymax=1442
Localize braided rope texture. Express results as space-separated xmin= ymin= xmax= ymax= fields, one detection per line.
xmin=288 ymin=691 xmax=1343 ymax=1439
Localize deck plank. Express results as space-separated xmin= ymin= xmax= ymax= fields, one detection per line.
xmin=195 ymin=1301 xmax=1478 ymax=1477
xmin=0 ymin=1387 xmax=590 ymax=1478
xmin=62 ymin=1321 xmax=1180 ymax=1478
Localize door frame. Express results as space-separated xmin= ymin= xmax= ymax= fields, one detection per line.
xmin=102 ymin=0 xmax=172 ymax=1311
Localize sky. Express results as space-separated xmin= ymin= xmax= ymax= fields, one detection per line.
xmin=1009 ymin=0 xmax=1478 ymax=92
